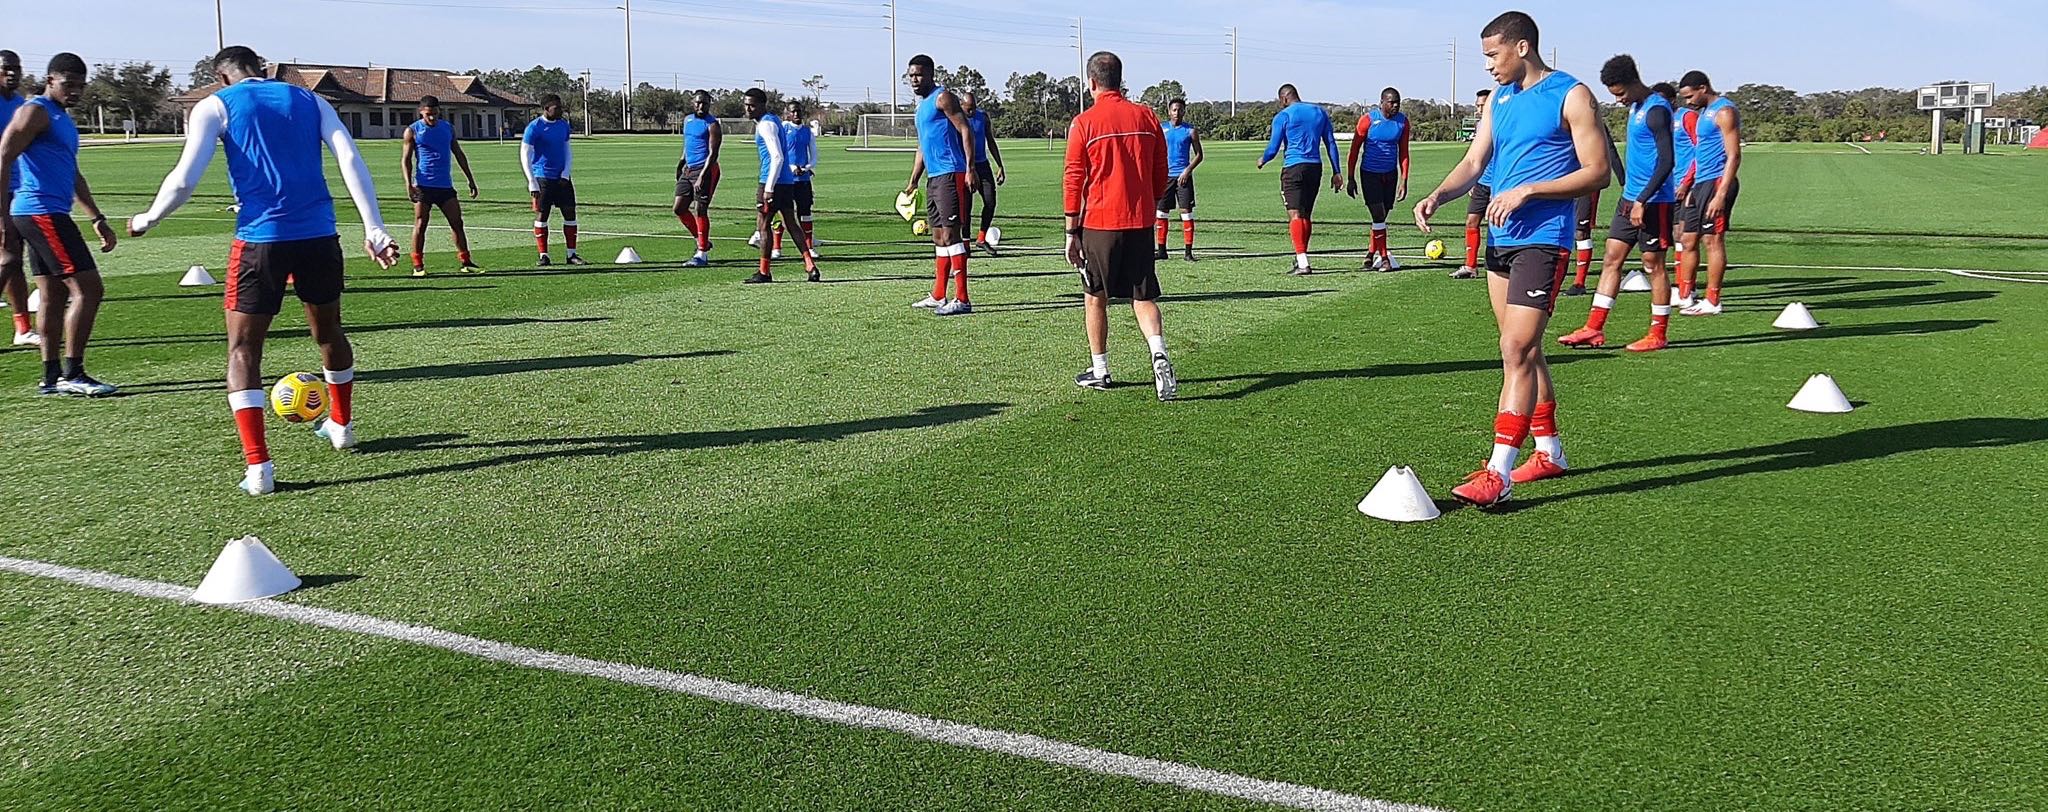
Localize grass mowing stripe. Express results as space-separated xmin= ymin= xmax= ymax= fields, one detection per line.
xmin=0 ymin=554 xmax=1443 ymax=812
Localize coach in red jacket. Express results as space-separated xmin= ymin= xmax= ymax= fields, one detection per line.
xmin=1062 ymin=51 xmax=1178 ymax=401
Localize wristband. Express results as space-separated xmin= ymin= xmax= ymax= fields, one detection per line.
xmin=1065 ymin=228 xmax=1082 ymax=236
xmin=90 ymin=215 xmax=108 ymax=225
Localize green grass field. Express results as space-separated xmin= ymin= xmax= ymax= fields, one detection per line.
xmin=3 ymin=133 xmax=2047 ymax=811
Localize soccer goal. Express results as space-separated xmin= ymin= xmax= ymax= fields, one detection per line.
xmin=853 ymin=114 xmax=918 ymax=152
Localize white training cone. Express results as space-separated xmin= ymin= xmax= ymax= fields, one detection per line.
xmin=1773 ymin=302 xmax=1819 ymax=330
xmin=1357 ymin=466 xmax=1442 ymax=523
xmin=26 ymin=288 xmax=39 ymax=312
xmin=614 ymin=246 xmax=643 ymax=264
xmin=985 ymin=226 xmax=1003 ymax=248
xmin=1787 ymin=374 xmax=1854 ymax=414
xmin=1620 ymin=270 xmax=1652 ymax=292
xmin=191 ymin=536 xmax=302 ymax=604
xmin=179 ymin=265 xmax=217 ymax=286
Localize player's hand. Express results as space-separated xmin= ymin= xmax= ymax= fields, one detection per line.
xmin=1705 ymin=195 xmax=1726 ymax=221
xmin=1630 ymin=200 xmax=1645 ymax=227
xmin=529 ymin=190 xmax=541 ymax=211
xmin=406 ymin=184 xmax=419 ymax=203
xmin=1255 ymin=159 xmax=1267 ymax=170
xmin=902 ymin=181 xmax=917 ymax=197
xmin=365 ymin=231 xmax=399 ymax=269
xmin=1330 ymin=174 xmax=1344 ymax=193
xmin=1344 ymin=179 xmax=1356 ymax=198
xmin=995 ymin=167 xmax=1006 ymax=186
xmin=1397 ymin=181 xmax=1408 ymax=202
xmin=1177 ymin=169 xmax=1192 ymax=185
xmin=1486 ymin=185 xmax=1532 ymax=228
xmin=126 ymin=215 xmax=151 ymax=238
xmin=1065 ymin=232 xmax=1083 ymax=268
xmin=468 ymin=180 xmax=479 ymax=199
xmin=92 ymin=218 xmax=118 ymax=252
xmin=1413 ymin=195 xmax=1439 ymax=233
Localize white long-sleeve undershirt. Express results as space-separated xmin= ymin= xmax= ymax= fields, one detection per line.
xmin=756 ymin=119 xmax=786 ymax=185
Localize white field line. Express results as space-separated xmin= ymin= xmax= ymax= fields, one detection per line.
xmin=1842 ymin=142 xmax=1874 ymax=154
xmin=0 ymin=554 xmax=1442 ymax=812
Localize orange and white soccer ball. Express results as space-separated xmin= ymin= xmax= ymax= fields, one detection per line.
xmin=271 ymin=372 xmax=327 ymax=423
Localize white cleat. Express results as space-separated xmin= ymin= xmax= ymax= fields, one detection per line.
xmin=313 ymin=418 xmax=356 ymax=450
xmin=1384 ymin=253 xmax=1401 ymax=271
xmin=1681 ymin=300 xmax=1723 ymax=316
xmin=239 ymin=462 xmax=275 ymax=496
xmin=1674 ymin=292 xmax=1697 ymax=309
xmin=807 ymin=248 xmax=821 ymax=260
xmin=913 ymin=295 xmax=944 ymax=309
xmin=12 ymin=330 xmax=40 ymax=346
xmin=747 ymin=231 xmax=763 ymax=248
xmin=771 ymin=249 xmax=782 ymax=260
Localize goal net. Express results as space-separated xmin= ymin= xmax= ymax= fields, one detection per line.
xmin=854 ymin=114 xmax=918 ymax=152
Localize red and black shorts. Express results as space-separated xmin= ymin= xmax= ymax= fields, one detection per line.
xmin=1466 ymin=183 xmax=1492 ymax=218
xmin=971 ymin=162 xmax=999 ymax=204
xmin=1607 ymin=200 xmax=1676 ymax=252
xmin=533 ymin=177 xmax=577 ymax=220
xmin=756 ymin=182 xmax=796 ymax=216
xmin=1574 ymin=190 xmax=1601 ymax=236
xmin=1358 ymin=170 xmax=1398 ymax=219
xmin=1156 ymin=176 xmax=1196 ymax=212
xmin=676 ymin=162 xmax=720 ymax=204
xmin=1280 ymin=163 xmax=1323 ymax=218
xmin=1486 ymin=244 xmax=1570 ymax=313
xmin=1682 ymin=178 xmax=1739 ymax=235
xmin=11 ymin=214 xmax=97 ymax=277
xmin=225 ymin=235 xmax=345 ymax=316
xmin=1078 ymin=227 xmax=1162 ymax=302
xmin=414 ymin=186 xmax=458 ymax=206
xmin=925 ymin=171 xmax=970 ymax=234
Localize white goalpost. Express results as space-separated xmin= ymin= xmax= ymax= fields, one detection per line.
xmin=853 ymin=113 xmax=918 ymax=152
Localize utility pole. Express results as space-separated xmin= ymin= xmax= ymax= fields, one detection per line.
xmin=1448 ymin=39 xmax=1456 ymax=126
xmin=1551 ymin=47 xmax=1559 ymax=69
xmin=1072 ymin=18 xmax=1085 ymax=109
xmin=581 ymin=69 xmax=592 ymax=136
xmin=622 ymin=0 xmax=635 ymax=130
xmin=215 ymin=0 xmax=226 ymax=50
xmin=621 ymin=82 xmax=629 ymax=128
xmin=888 ymin=0 xmax=898 ymax=115
xmin=1228 ymin=27 xmax=1238 ymax=118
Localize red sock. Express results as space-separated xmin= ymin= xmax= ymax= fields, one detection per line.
xmin=11 ymin=313 xmax=29 ymax=333
xmin=1586 ymin=304 xmax=1611 ymax=331
xmin=933 ymin=255 xmax=949 ymax=299
xmin=1650 ymin=311 xmax=1670 ymax=338
xmin=759 ymin=256 xmax=772 ymax=277
xmin=563 ymin=222 xmax=578 ymax=250
xmin=696 ymin=214 xmax=712 ymax=250
xmin=230 ymin=389 xmax=269 ymax=465
xmin=950 ymin=251 xmax=970 ymax=302
xmin=1289 ymin=219 xmax=1308 ymax=254
xmin=1678 ymin=279 xmax=1694 ymax=299
xmin=1182 ymin=218 xmax=1194 ymax=246
xmin=457 ymin=250 xmax=471 ymax=265
xmin=534 ymin=224 xmax=548 ymax=255
xmin=773 ymin=227 xmax=784 ymax=252
xmin=1574 ymin=248 xmax=1593 ymax=285
xmin=976 ymin=229 xmax=987 ymax=243
xmin=1493 ymin=411 xmax=1531 ymax=448
xmin=1156 ymin=217 xmax=1169 ymax=246
xmin=327 ymin=379 xmax=353 ymax=427
xmin=803 ymin=221 xmax=815 ymax=246
xmin=410 ymin=251 xmax=423 ymax=268
xmin=1376 ymin=228 xmax=1390 ymax=255
xmin=679 ymin=212 xmax=701 ymax=244
xmin=1531 ymin=401 xmax=1558 ymax=440
xmin=1465 ymin=226 xmax=1482 ymax=267
xmin=1705 ymin=288 xmax=1721 ymax=305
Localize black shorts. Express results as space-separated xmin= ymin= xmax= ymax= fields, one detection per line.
xmin=1280 ymin=163 xmax=1323 ymax=217
xmin=1574 ymin=190 xmax=1601 ymax=236
xmin=793 ymin=182 xmax=814 ymax=218
xmin=11 ymin=214 xmax=97 ymax=278
xmin=415 ymin=186 xmax=457 ymax=207
xmin=1682 ymin=178 xmax=1739 ymax=235
xmin=3 ymin=213 xmax=29 ymax=267
xmin=1486 ymin=244 xmax=1570 ymax=313
xmin=225 ymin=235 xmax=345 ymax=316
xmin=534 ymin=177 xmax=576 ymax=219
xmin=676 ymin=162 xmax=720 ymax=203
xmin=1466 ymin=183 xmax=1492 ymax=217
xmin=1358 ymin=170 xmax=1398 ymax=218
xmin=1157 ymin=176 xmax=1196 ymax=212
xmin=925 ymin=172 xmax=969 ymax=233
xmin=756 ymin=183 xmax=796 ymax=214
xmin=1607 ymin=200 xmax=1677 ymax=252
xmin=1078 ymin=227 xmax=1162 ymax=301
xmin=972 ymin=162 xmax=998 ymax=202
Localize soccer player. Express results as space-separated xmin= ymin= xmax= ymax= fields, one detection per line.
xmin=1345 ymin=87 xmax=1410 ymax=272
xmin=522 ymin=95 xmax=584 ymax=266
xmin=741 ymin=88 xmax=819 ymax=284
xmin=901 ymin=54 xmax=977 ymax=315
xmin=401 ymin=94 xmax=479 ymax=276
xmin=1657 ymin=82 xmax=1699 ymax=305
xmin=1258 ymin=84 xmax=1342 ymax=275
xmin=1063 ymin=51 xmax=1176 ymax=401
xmin=962 ymin=91 xmax=1006 ymax=256
xmin=0 ymin=50 xmax=35 ymax=347
xmin=128 ymin=45 xmax=401 ymax=495
xmin=1676 ymin=70 xmax=1741 ymax=315
xmin=771 ymin=99 xmax=819 ymax=262
xmin=1155 ymin=98 xmax=1202 ymax=262
xmin=0 ymin=53 xmax=119 ymax=396
xmin=1558 ymin=55 xmax=1679 ymax=353
xmin=1451 ymin=87 xmax=1493 ymax=280
xmin=675 ymin=90 xmax=721 ymax=267
xmin=1412 ymin=12 xmax=1610 ymax=508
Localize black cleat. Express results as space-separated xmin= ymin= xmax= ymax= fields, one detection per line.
xmin=976 ymin=240 xmax=999 ymax=257
xmin=1155 ymin=244 xmax=1170 ymax=260
xmin=1183 ymin=247 xmax=1197 ymax=263
xmin=1074 ymin=369 xmax=1111 ymax=390
xmin=564 ymin=255 xmax=590 ymax=266
xmin=744 ymin=272 xmax=774 ymax=284
xmin=536 ymin=255 xmax=553 ymax=267
xmin=1288 ymin=263 xmax=1314 ymax=276
xmin=1566 ymin=283 xmax=1587 ymax=296
xmin=806 ymin=269 xmax=821 ymax=283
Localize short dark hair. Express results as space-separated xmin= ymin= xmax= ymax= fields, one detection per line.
xmin=46 ymin=53 xmax=87 ymax=78
xmin=744 ymin=87 xmax=767 ymax=104
xmin=1086 ymin=51 xmax=1121 ymax=91
xmin=1168 ymin=97 xmax=1185 ymax=107
xmin=419 ymin=94 xmax=441 ymax=108
xmin=0 ymin=50 xmax=19 ymax=66
xmin=1380 ymin=87 xmax=1400 ymax=100
xmin=908 ymin=54 xmax=934 ymax=71
xmin=212 ymin=45 xmax=262 ymax=75
xmin=539 ymin=93 xmax=562 ymax=107
xmin=1480 ymin=11 xmax=1539 ymax=51
xmin=786 ymin=98 xmax=806 ymax=116
xmin=1476 ymin=88 xmax=1492 ymax=99
xmin=1679 ymin=70 xmax=1712 ymax=90
xmin=1599 ymin=54 xmax=1641 ymax=88
xmin=693 ymin=89 xmax=712 ymax=102
xmin=1650 ymin=82 xmax=1678 ymax=102
xmin=1277 ymin=83 xmax=1298 ymax=99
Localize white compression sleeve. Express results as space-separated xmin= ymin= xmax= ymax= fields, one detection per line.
xmin=316 ymin=98 xmax=391 ymax=247
xmin=520 ymin=142 xmax=537 ymax=191
xmin=756 ymin=120 xmax=785 ymax=187
xmin=131 ymin=96 xmax=226 ymax=232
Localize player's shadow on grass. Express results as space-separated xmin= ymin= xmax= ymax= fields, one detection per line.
xmin=98 ymin=316 xmax=610 ymax=348
xmin=975 ymin=289 xmax=1338 ymax=313
xmin=1520 ymin=417 xmax=2048 ymax=507
xmin=293 ymin=402 xmax=1008 ymax=490
xmin=815 ymin=269 xmax=1077 ymax=285
xmin=122 ymin=350 xmax=731 ymax=395
xmin=113 ymin=284 xmax=497 ymax=303
xmin=1184 ymin=353 xmax=1607 ymax=401
xmin=1726 ymin=277 xmax=1941 ymax=299
xmin=1776 ymin=290 xmax=1999 ymax=311
xmin=1677 ymin=318 xmax=1992 ymax=348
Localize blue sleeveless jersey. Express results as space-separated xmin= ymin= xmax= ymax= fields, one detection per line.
xmin=1487 ymin=71 xmax=1583 ymax=249
xmin=214 ymin=79 xmax=338 ymax=242
xmin=0 ymin=93 xmax=21 ymax=191
xmin=784 ymin=121 xmax=815 ymax=184
xmin=1164 ymin=122 xmax=1196 ymax=176
xmin=1674 ymin=107 xmax=1698 ymax=182
xmin=9 ymin=97 xmax=77 ymax=215
xmin=682 ymin=114 xmax=714 ymax=167
xmin=1691 ymin=97 xmax=1737 ymax=182
xmin=1361 ymin=108 xmax=1408 ymax=174
xmin=410 ymin=119 xmax=454 ymax=188
xmin=523 ymin=116 xmax=571 ymax=179
xmin=755 ymin=113 xmax=795 ymax=185
xmin=915 ymin=87 xmax=967 ymax=176
xmin=1623 ymin=94 xmax=1676 ymax=203
xmin=967 ymin=109 xmax=991 ymax=165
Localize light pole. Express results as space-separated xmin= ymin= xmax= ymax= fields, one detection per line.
xmin=215 ymin=0 xmax=226 ymax=50
xmin=1227 ymin=27 xmax=1237 ymax=118
xmin=888 ymin=0 xmax=898 ymax=115
xmin=621 ymin=0 xmax=634 ymax=130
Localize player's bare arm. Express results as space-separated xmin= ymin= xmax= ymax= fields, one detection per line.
xmin=1183 ymin=129 xmax=1203 ymax=183
xmin=450 ymin=139 xmax=477 ymax=198
xmin=986 ymin=133 xmax=1005 ymax=185
xmin=70 ymin=172 xmax=116 ymax=252
xmin=904 ymin=149 xmax=926 ymax=194
xmin=1487 ymin=84 xmax=1610 ymax=228
xmin=699 ymin=125 xmax=721 ymax=195
xmin=1708 ymin=107 xmax=1742 ymax=220
xmin=0 ymin=102 xmax=49 ymax=214
xmin=938 ymin=90 xmax=975 ymax=177
xmin=401 ymin=126 xmax=419 ymax=201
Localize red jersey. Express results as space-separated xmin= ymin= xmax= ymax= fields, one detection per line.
xmin=1062 ymin=91 xmax=1168 ymax=231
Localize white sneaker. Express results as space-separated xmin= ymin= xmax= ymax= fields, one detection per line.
xmin=313 ymin=418 xmax=356 ymax=450
xmin=239 ymin=462 xmax=275 ymax=496
xmin=913 ymin=295 xmax=943 ymax=309
xmin=1384 ymin=253 xmax=1401 ymax=270
xmin=747 ymin=231 xmax=763 ymax=248
xmin=11 ymin=330 xmax=39 ymax=346
xmin=1674 ymin=292 xmax=1697 ymax=309
xmin=808 ymin=248 xmax=821 ymax=260
xmin=1682 ymin=300 xmax=1723 ymax=316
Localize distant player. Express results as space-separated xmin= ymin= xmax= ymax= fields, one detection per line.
xmin=0 ymin=53 xmax=120 ymax=396
xmin=1658 ymin=82 xmax=1700 ymax=305
xmin=1676 ymin=70 xmax=1741 ymax=316
xmin=1413 ymin=12 xmax=1610 ymax=507
xmin=741 ymin=88 xmax=819 ymax=284
xmin=1558 ymin=54 xmax=1679 ymax=352
xmin=771 ymin=99 xmax=819 ymax=262
xmin=1452 ymin=87 xmax=1492 ymax=280
xmin=1258 ymin=84 xmax=1342 ymax=274
xmin=676 ymin=90 xmax=721 ymax=267
xmin=1063 ymin=51 xmax=1176 ymax=401
xmin=401 ymin=94 xmax=479 ymax=276
xmin=901 ymin=54 xmax=977 ymax=316
xmin=962 ymin=91 xmax=1006 ymax=256
xmin=0 ymin=50 xmax=35 ymax=346
xmin=1155 ymin=98 xmax=1202 ymax=262
xmin=129 ymin=45 xmax=401 ymax=495
xmin=522 ymin=95 xmax=584 ymax=266
xmin=1345 ymin=86 xmax=1411 ymax=272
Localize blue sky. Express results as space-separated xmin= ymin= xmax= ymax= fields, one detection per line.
xmin=12 ymin=0 xmax=2045 ymax=105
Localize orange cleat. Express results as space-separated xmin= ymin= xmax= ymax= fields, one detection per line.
xmin=1451 ymin=467 xmax=1513 ymax=508
xmin=1510 ymin=450 xmax=1568 ymax=483
xmin=1557 ymin=326 xmax=1606 ymax=348
xmin=1625 ymin=334 xmax=1668 ymax=352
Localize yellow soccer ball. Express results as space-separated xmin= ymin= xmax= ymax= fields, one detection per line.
xmin=1425 ymin=239 xmax=1447 ymax=260
xmin=912 ymin=219 xmax=929 ymax=236
xmin=271 ymin=372 xmax=327 ymax=424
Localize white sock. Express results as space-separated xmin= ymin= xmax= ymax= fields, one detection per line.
xmin=1295 ymin=252 xmax=1309 ymax=267
xmin=538 ymin=252 xmax=549 ymax=260
xmin=246 ymin=461 xmax=273 ymax=478
xmin=1488 ymin=443 xmax=1520 ymax=476
xmin=566 ymin=248 xmax=578 ymax=257
xmin=1592 ymin=293 xmax=1616 ymax=310
xmin=1145 ymin=334 xmax=1167 ymax=356
xmin=1652 ymin=303 xmax=1672 ymax=316
xmin=1534 ymin=434 xmax=1564 ymax=460
xmin=1091 ymin=353 xmax=1109 ymax=377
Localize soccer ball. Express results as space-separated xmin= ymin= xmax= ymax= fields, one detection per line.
xmin=1425 ymin=239 xmax=1447 ymax=260
xmin=271 ymin=372 xmax=327 ymax=424
xmin=912 ymin=219 xmax=929 ymax=236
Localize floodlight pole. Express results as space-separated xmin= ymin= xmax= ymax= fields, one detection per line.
xmin=888 ymin=0 xmax=898 ymax=115
xmin=622 ymin=0 xmax=634 ymax=130
xmin=1929 ymin=108 xmax=1942 ymax=155
xmin=1448 ymin=39 xmax=1456 ymax=126
xmin=1228 ymin=27 xmax=1238 ymax=119
xmin=215 ymin=0 xmax=225 ymax=50
xmin=1073 ymin=18 xmax=1085 ymax=110
xmin=581 ymin=70 xmax=592 ymax=136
